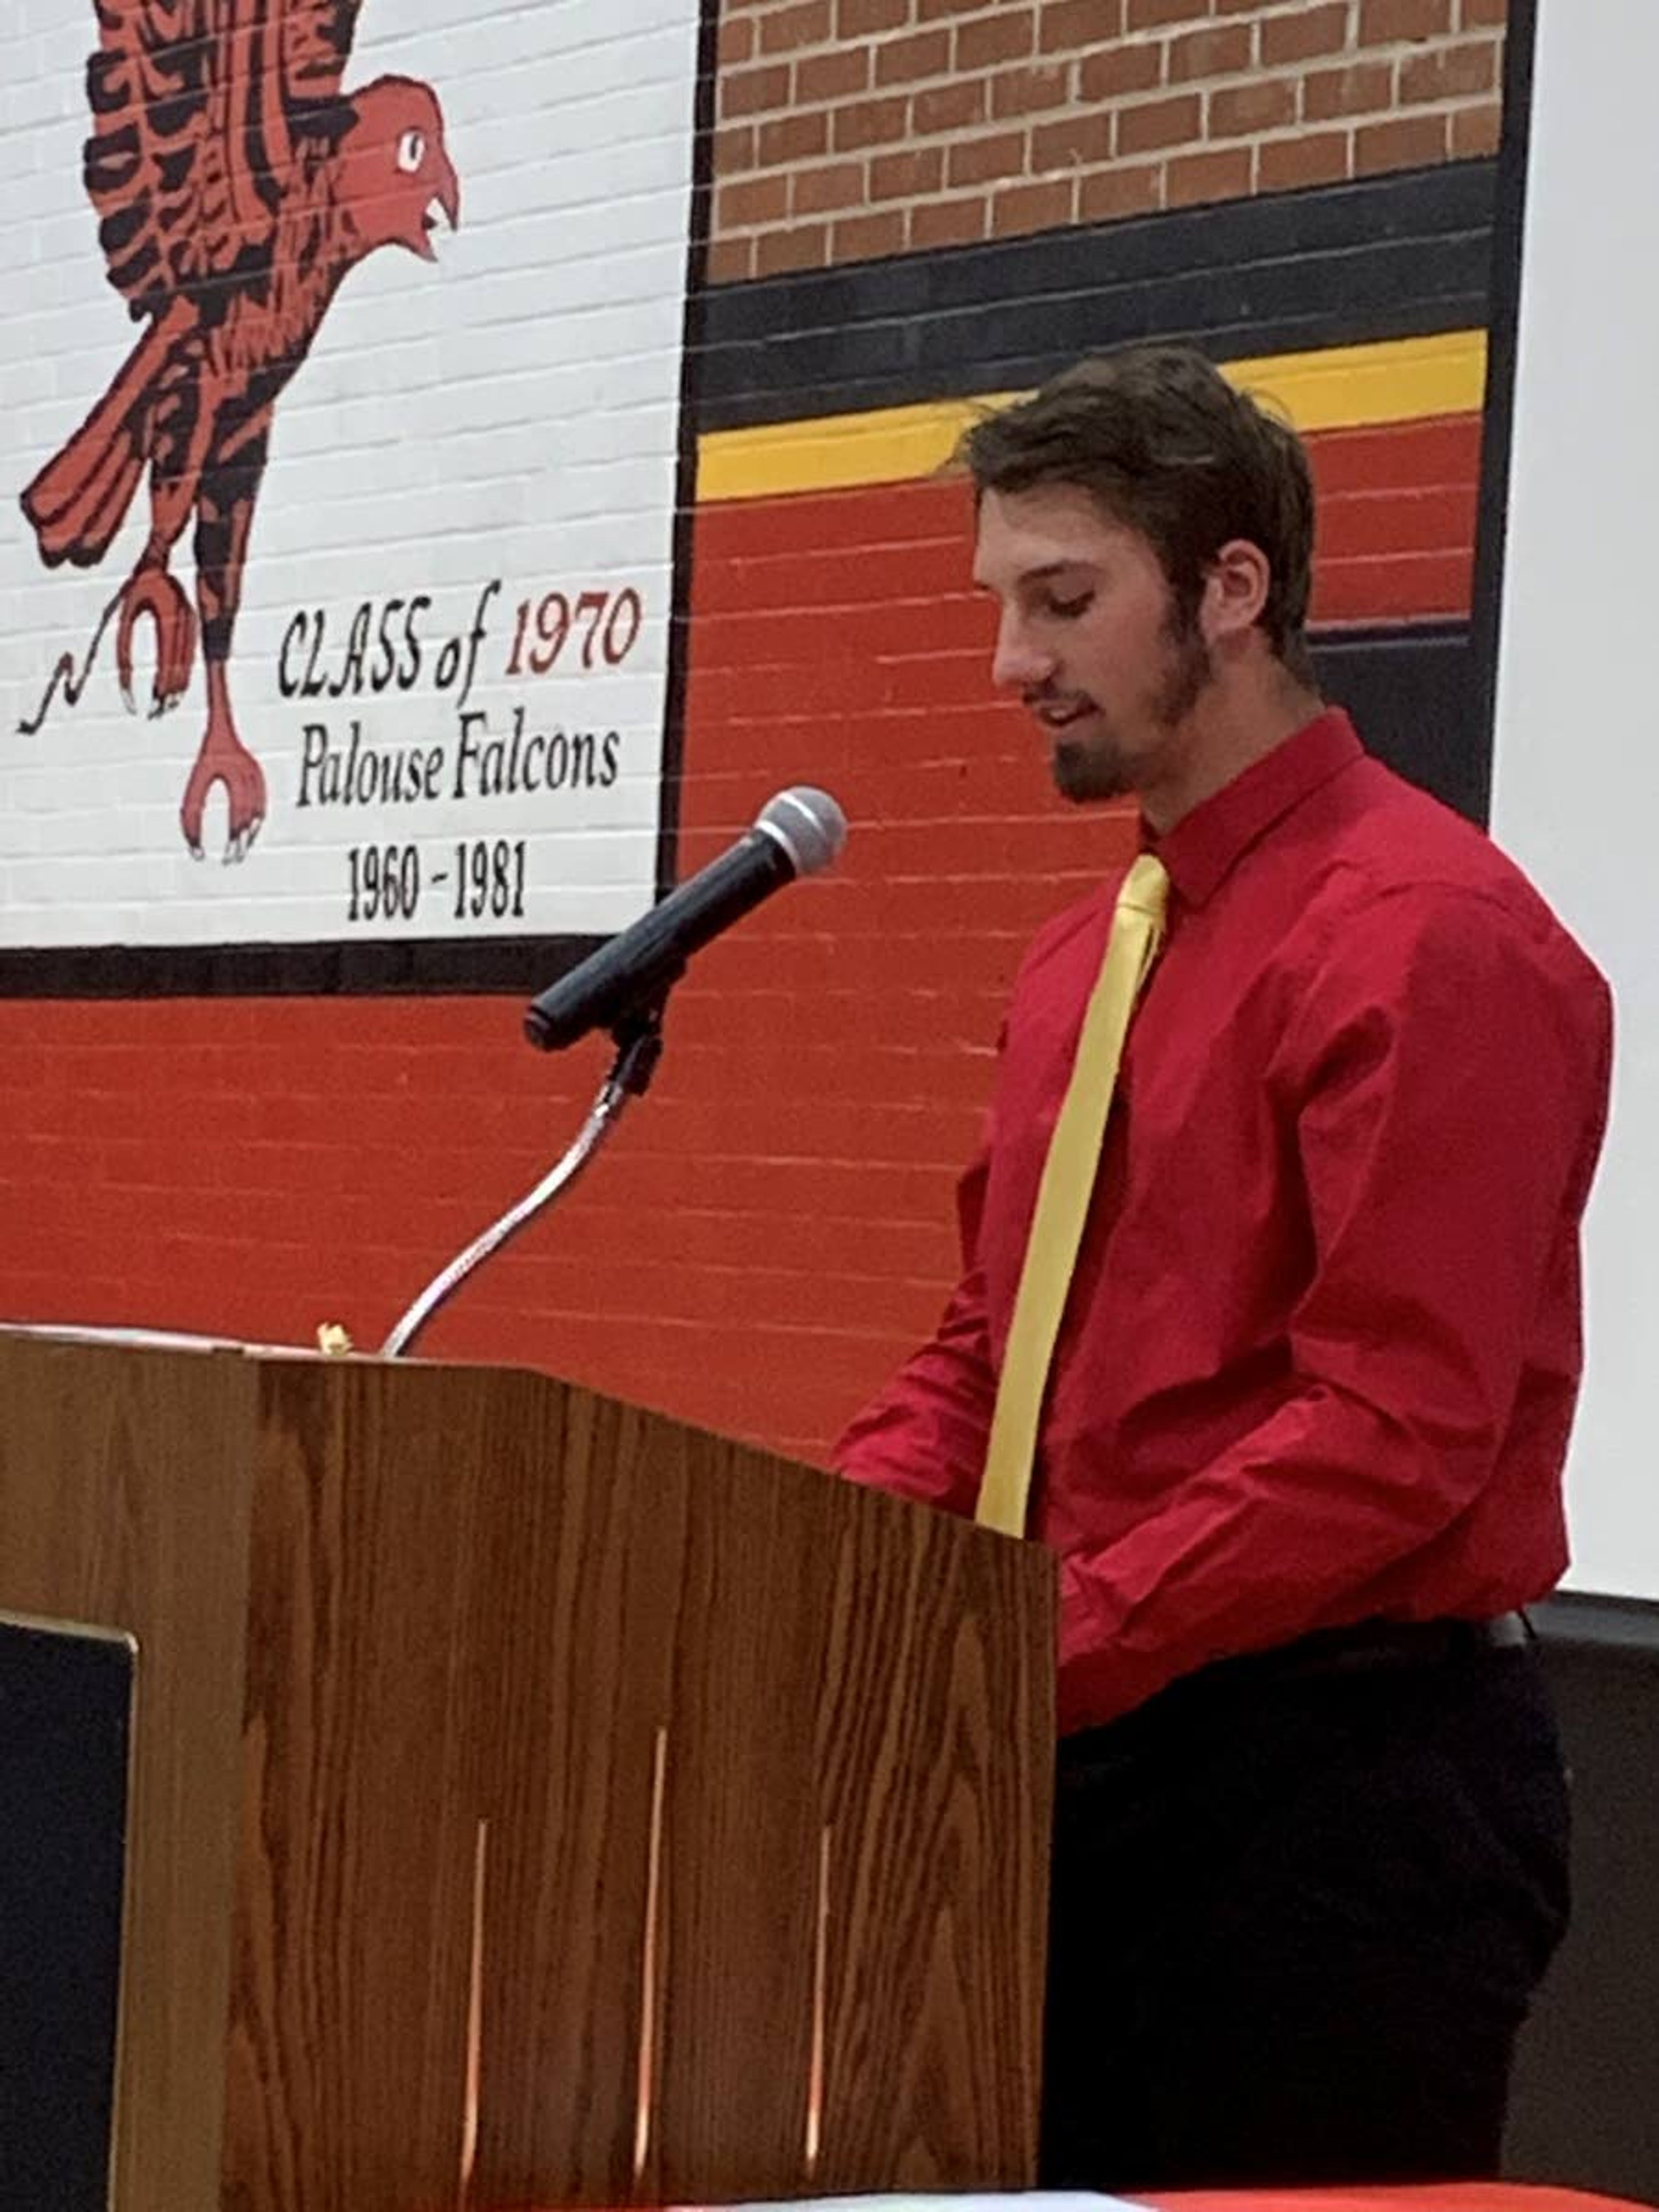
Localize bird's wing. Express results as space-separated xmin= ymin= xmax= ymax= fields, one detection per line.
xmin=280 ymin=0 xmax=366 ymax=103
xmin=83 ymin=0 xmax=297 ymax=321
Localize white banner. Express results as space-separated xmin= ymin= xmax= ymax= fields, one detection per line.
xmin=0 ymin=0 xmax=702 ymax=954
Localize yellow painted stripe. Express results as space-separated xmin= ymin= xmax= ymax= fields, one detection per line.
xmin=697 ymin=330 xmax=1488 ymax=503
xmin=1240 ymin=330 xmax=1488 ymax=432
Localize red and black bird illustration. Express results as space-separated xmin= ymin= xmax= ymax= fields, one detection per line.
xmin=20 ymin=1 xmax=459 ymax=858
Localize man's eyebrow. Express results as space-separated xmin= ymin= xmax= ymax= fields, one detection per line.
xmin=971 ymin=558 xmax=1092 ymax=593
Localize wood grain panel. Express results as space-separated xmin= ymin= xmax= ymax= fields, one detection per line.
xmin=468 ymin=1379 xmax=697 ymax=2206
xmin=0 ymin=1333 xmax=257 ymax=2212
xmin=810 ymin=1477 xmax=1054 ymax=2192
xmin=0 ymin=1338 xmax=1054 ymax=2208
xmin=223 ymin=1358 xmax=501 ymax=2212
xmin=651 ymin=1437 xmax=836 ymax=2202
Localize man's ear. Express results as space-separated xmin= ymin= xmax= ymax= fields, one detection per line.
xmin=1201 ymin=538 xmax=1272 ymax=645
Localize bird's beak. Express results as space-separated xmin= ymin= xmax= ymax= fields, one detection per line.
xmin=434 ymin=157 xmax=460 ymax=235
xmin=416 ymin=157 xmax=460 ymax=261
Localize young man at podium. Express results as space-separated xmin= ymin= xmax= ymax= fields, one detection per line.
xmin=834 ymin=347 xmax=1613 ymax=2193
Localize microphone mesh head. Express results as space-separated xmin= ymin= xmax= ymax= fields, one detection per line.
xmin=756 ymin=787 xmax=848 ymax=877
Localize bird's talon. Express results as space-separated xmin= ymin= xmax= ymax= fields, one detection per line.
xmin=178 ymin=684 xmax=267 ymax=860
xmin=117 ymin=568 xmax=197 ymax=720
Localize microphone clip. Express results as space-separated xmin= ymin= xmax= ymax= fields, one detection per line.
xmin=607 ymin=998 xmax=669 ymax=1100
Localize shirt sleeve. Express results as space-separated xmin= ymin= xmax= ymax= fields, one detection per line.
xmin=1054 ymin=884 xmax=1614 ymax=1731
xmin=831 ymin=1144 xmax=997 ymax=1518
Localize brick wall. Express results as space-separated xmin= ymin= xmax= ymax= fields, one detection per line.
xmin=712 ymin=0 xmax=1508 ymax=280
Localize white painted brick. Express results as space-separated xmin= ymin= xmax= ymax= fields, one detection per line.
xmin=2 ymin=0 xmax=702 ymax=950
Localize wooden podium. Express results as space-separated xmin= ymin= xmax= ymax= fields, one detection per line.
xmin=0 ymin=1330 xmax=1055 ymax=2212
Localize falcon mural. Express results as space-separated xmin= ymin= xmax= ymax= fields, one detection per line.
xmin=20 ymin=1 xmax=459 ymax=859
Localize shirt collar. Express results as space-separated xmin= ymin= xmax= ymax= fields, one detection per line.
xmin=1150 ymin=707 xmax=1364 ymax=909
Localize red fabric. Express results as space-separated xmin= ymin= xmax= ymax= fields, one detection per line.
xmin=835 ymin=711 xmax=1613 ymax=1734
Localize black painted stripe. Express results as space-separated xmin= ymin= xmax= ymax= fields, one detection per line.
xmin=0 ymin=931 xmax=606 ymax=999
xmin=696 ymin=160 xmax=1498 ymax=433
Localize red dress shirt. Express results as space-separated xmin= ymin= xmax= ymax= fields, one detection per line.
xmin=835 ymin=712 xmax=1613 ymax=1734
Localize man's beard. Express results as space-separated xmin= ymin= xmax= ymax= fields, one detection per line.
xmin=1049 ymin=605 xmax=1213 ymax=804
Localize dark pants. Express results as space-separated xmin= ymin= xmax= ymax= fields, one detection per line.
xmin=1039 ymin=1624 xmax=1570 ymax=2193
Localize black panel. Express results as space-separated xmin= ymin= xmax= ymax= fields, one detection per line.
xmin=1311 ymin=620 xmax=1484 ymax=825
xmin=1507 ymin=1593 xmax=1659 ymax=2202
xmin=698 ymin=161 xmax=1498 ymax=432
xmin=0 ymin=1618 xmax=134 ymax=2212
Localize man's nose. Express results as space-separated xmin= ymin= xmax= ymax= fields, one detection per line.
xmin=991 ymin=611 xmax=1055 ymax=694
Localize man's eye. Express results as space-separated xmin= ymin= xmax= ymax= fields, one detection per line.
xmin=1044 ymin=591 xmax=1093 ymax=619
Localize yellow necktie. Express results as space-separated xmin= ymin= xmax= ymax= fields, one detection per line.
xmin=974 ymin=853 xmax=1170 ymax=1539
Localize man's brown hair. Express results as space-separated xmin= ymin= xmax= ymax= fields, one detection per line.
xmin=960 ymin=345 xmax=1317 ymax=683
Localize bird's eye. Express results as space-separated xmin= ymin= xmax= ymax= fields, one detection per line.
xmin=396 ymin=128 xmax=426 ymax=174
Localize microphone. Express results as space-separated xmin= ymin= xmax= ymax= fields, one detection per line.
xmin=523 ymin=786 xmax=848 ymax=1051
